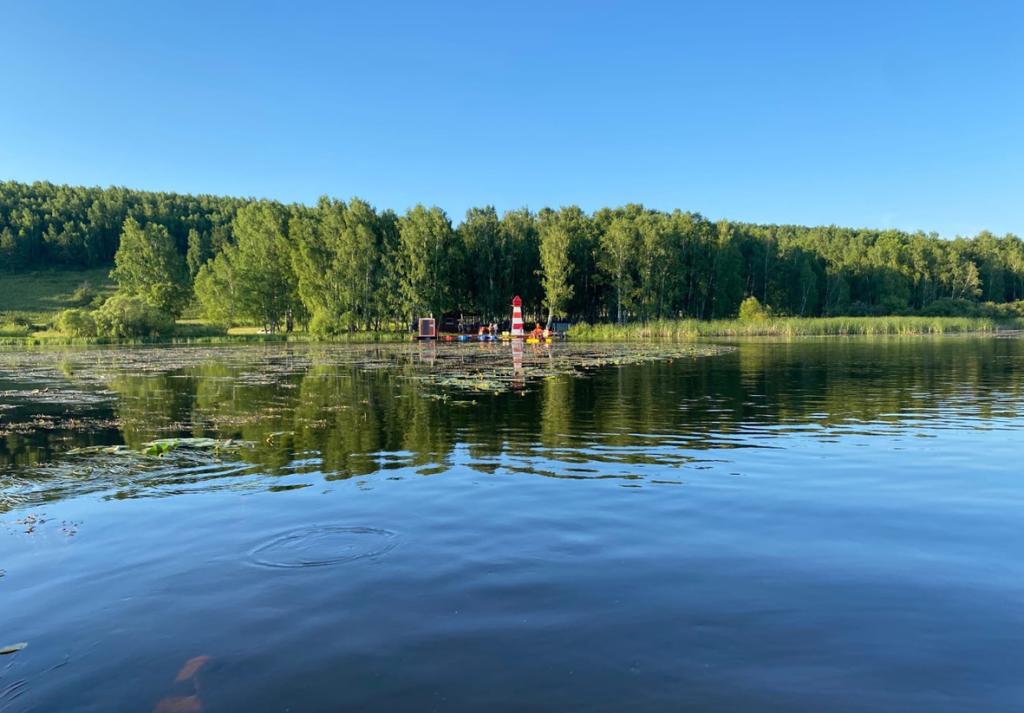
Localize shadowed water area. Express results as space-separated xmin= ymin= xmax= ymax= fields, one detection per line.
xmin=1 ymin=337 xmax=1023 ymax=712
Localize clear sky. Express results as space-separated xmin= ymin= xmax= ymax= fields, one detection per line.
xmin=1 ymin=0 xmax=1021 ymax=237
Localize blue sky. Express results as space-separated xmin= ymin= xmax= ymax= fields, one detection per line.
xmin=1 ymin=0 xmax=1021 ymax=237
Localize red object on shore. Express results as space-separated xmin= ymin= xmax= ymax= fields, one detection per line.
xmin=511 ymin=295 xmax=524 ymax=336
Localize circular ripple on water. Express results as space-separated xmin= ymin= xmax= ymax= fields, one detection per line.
xmin=249 ymin=525 xmax=397 ymax=569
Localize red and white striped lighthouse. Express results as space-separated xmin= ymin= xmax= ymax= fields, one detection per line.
xmin=511 ymin=295 xmax=524 ymax=337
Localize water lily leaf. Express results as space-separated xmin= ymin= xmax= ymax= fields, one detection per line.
xmin=141 ymin=438 xmax=251 ymax=456
xmin=67 ymin=445 xmax=131 ymax=456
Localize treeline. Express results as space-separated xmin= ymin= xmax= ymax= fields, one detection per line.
xmin=0 ymin=180 xmax=244 ymax=270
xmin=4 ymin=180 xmax=1024 ymax=334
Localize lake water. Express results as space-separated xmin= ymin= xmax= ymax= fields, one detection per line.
xmin=2 ymin=337 xmax=1023 ymax=712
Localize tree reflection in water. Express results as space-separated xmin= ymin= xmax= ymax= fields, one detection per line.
xmin=1 ymin=337 xmax=1022 ymax=509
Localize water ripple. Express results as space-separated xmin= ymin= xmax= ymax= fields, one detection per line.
xmin=248 ymin=525 xmax=398 ymax=569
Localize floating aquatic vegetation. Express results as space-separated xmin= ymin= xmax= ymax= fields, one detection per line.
xmin=0 ymin=342 xmax=731 ymax=442
xmin=2 ymin=446 xmax=262 ymax=513
xmin=403 ymin=341 xmax=731 ymax=394
xmin=64 ymin=438 xmax=254 ymax=458
xmin=141 ymin=438 xmax=253 ymax=457
xmin=65 ymin=445 xmax=132 ymax=456
xmin=13 ymin=513 xmax=47 ymax=534
xmin=0 ymin=388 xmax=111 ymax=405
xmin=0 ymin=341 xmax=734 ymax=506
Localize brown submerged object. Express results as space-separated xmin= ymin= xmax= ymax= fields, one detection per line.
xmin=151 ymin=655 xmax=211 ymax=713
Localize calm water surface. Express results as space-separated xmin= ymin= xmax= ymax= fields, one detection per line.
xmin=1 ymin=337 xmax=1023 ymax=712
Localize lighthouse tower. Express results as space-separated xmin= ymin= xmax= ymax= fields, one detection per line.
xmin=510 ymin=295 xmax=525 ymax=337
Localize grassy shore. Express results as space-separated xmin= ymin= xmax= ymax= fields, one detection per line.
xmin=0 ymin=270 xmax=413 ymax=345
xmin=0 ymin=328 xmax=410 ymax=347
xmin=0 ymin=268 xmax=113 ymax=324
xmin=569 ymin=316 xmax=1024 ymax=340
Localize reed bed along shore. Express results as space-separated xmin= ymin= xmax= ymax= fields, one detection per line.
xmin=569 ymin=316 xmax=1024 ymax=340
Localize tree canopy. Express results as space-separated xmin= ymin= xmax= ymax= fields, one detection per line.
xmin=110 ymin=217 xmax=190 ymax=316
xmin=194 ymin=202 xmax=301 ymax=332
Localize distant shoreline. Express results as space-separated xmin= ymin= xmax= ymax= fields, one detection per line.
xmin=2 ymin=316 xmax=1022 ymax=347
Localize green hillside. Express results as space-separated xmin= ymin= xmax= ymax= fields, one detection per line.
xmin=0 ymin=267 xmax=114 ymax=331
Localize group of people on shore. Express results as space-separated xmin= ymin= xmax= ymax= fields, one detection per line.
xmin=476 ymin=322 xmax=551 ymax=339
xmin=529 ymin=323 xmax=550 ymax=339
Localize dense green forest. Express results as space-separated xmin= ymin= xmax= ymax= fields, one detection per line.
xmin=3 ymin=180 xmax=1024 ymax=335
